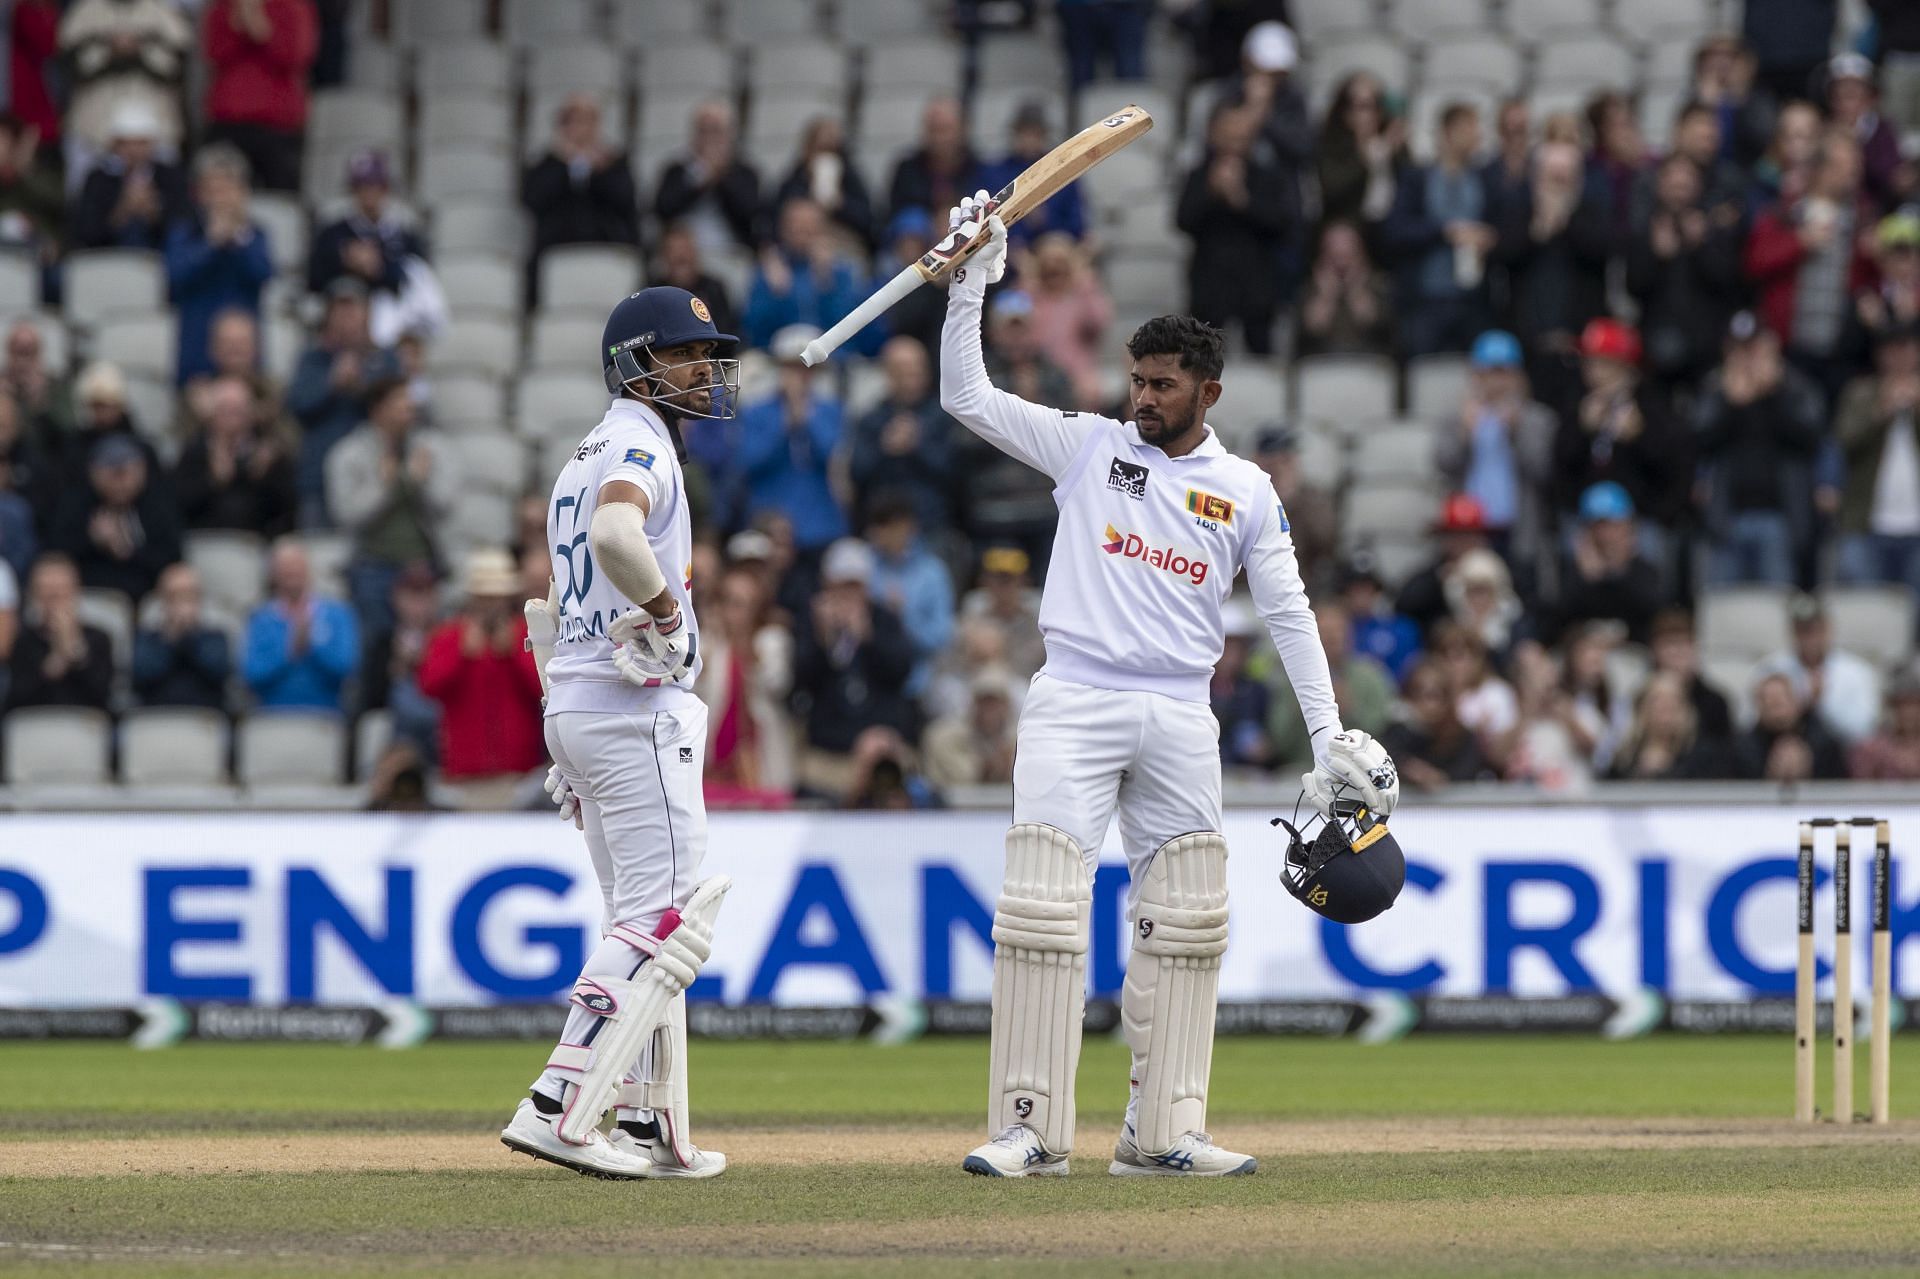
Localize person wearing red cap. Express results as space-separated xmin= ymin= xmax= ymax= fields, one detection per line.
xmin=1553 ymin=316 xmax=1689 ymax=533
xmin=1393 ymin=492 xmax=1492 ymax=633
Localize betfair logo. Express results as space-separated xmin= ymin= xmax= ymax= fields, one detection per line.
xmin=1100 ymin=524 xmax=1211 ymax=586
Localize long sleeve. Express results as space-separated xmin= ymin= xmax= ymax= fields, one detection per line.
xmin=311 ymin=600 xmax=359 ymax=680
xmin=131 ymin=628 xmax=175 ymax=693
xmin=938 ymin=280 xmax=1093 ymax=480
xmin=414 ymin=622 xmax=465 ymax=700
xmin=241 ymin=609 xmax=290 ymax=689
xmin=1242 ymin=491 xmax=1341 ymax=758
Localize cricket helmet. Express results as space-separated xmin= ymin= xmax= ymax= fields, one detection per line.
xmin=601 ymin=286 xmax=740 ymax=418
xmin=1271 ymin=805 xmax=1405 ymax=924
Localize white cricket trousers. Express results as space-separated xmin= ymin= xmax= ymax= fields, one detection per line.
xmin=1013 ymin=673 xmax=1224 ymax=909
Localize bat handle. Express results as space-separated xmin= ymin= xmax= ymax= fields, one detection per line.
xmin=798 ymin=263 xmax=926 ymax=367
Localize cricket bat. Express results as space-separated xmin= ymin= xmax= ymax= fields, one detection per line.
xmin=798 ymin=103 xmax=1154 ymax=366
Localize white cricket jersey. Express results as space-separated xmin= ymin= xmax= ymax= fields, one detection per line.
xmin=543 ymin=397 xmax=700 ymax=715
xmin=939 ymin=285 xmax=1342 ymax=752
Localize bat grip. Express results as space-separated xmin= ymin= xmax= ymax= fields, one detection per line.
xmin=798 ymin=264 xmax=925 ymax=367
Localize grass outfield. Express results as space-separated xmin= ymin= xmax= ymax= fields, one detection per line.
xmin=1 ymin=1036 xmax=1917 ymax=1276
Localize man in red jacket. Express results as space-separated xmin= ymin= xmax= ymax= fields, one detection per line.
xmin=417 ymin=547 xmax=547 ymax=802
xmin=201 ymin=0 xmax=316 ymax=193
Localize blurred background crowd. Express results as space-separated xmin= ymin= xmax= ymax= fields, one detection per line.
xmin=1 ymin=0 xmax=1918 ymax=811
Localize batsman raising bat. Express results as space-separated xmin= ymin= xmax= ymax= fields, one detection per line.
xmin=940 ymin=195 xmax=1404 ymax=1178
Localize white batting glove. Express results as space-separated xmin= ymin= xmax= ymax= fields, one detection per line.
xmin=524 ymin=588 xmax=559 ymax=699
xmin=544 ymin=765 xmax=582 ymax=829
xmin=1301 ymin=729 xmax=1400 ymax=820
xmin=608 ymin=603 xmax=696 ymax=688
xmin=943 ymin=189 xmax=1008 ymax=295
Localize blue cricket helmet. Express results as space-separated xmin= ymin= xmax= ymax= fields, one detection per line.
xmin=600 ymin=286 xmax=740 ymax=415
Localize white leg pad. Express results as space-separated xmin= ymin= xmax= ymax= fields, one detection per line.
xmin=988 ymin=823 xmax=1091 ymax=1154
xmin=1123 ymin=832 xmax=1229 ymax=1157
xmin=552 ymin=875 xmax=729 ymax=1145
xmin=616 ymin=993 xmax=698 ymax=1167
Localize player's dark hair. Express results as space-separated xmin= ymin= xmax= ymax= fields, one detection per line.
xmin=1126 ymin=315 xmax=1225 ymax=383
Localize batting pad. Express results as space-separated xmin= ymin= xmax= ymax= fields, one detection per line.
xmin=1123 ymin=832 xmax=1229 ymax=1156
xmin=989 ymin=823 xmax=1092 ymax=1154
xmin=552 ymin=875 xmax=730 ymax=1145
xmin=617 ymin=993 xmax=698 ymax=1167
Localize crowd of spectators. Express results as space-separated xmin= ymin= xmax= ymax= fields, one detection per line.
xmin=3 ymin=0 xmax=1920 ymax=807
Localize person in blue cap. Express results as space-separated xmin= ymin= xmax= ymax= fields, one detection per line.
xmin=501 ymin=285 xmax=738 ymax=1182
xmin=1434 ymin=329 xmax=1557 ymax=592
xmin=1551 ymin=480 xmax=1664 ymax=642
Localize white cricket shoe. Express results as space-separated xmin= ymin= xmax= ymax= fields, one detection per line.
xmin=606 ymin=1126 xmax=728 ymax=1180
xmin=961 ymin=1124 xmax=1070 ymax=1177
xmin=1109 ymin=1126 xmax=1256 ymax=1177
xmin=499 ymin=1098 xmax=653 ymax=1180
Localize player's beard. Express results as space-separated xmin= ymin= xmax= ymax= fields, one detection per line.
xmin=1135 ymin=390 xmax=1199 ymax=448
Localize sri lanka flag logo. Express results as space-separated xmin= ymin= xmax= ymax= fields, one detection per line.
xmin=1186 ymin=489 xmax=1234 ymax=524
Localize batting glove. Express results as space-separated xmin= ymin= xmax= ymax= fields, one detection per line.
xmin=944 ymin=189 xmax=1008 ymax=295
xmin=545 ymin=765 xmax=582 ymax=829
xmin=1301 ymin=729 xmax=1401 ymax=820
xmin=609 ymin=603 xmax=696 ymax=688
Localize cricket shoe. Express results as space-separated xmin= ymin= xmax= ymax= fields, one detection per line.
xmin=961 ymin=1124 xmax=1070 ymax=1177
xmin=1109 ymin=1126 xmax=1256 ymax=1177
xmin=499 ymin=1098 xmax=653 ymax=1180
xmin=607 ymin=1124 xmax=728 ymax=1180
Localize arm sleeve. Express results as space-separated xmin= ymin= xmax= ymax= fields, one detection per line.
xmin=938 ymin=281 xmax=1092 ymax=480
xmin=241 ymin=612 xmax=289 ymax=688
xmin=312 ymin=603 xmax=360 ymax=679
xmin=414 ymin=623 xmax=463 ymax=699
xmin=1242 ymin=492 xmax=1342 ymax=758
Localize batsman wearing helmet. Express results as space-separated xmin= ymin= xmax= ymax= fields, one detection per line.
xmin=938 ymin=194 xmax=1403 ymax=1178
xmin=500 ymin=287 xmax=740 ymax=1180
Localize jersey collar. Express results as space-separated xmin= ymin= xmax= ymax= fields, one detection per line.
xmin=1126 ymin=421 xmax=1227 ymax=460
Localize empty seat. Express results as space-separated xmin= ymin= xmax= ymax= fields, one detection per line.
xmin=435 ymin=201 xmax=530 ymax=257
xmin=1290 ymin=0 xmax=1382 ymax=41
xmin=537 ymin=245 xmax=644 ymax=313
xmin=418 ymin=147 xmax=517 ymax=205
xmin=856 ymin=35 xmax=963 ymax=94
xmin=1422 ymin=33 xmax=1523 ymax=93
xmin=439 ymin=253 xmax=522 ymax=315
xmin=419 ymin=94 xmax=515 ymax=152
xmin=969 ymin=86 xmax=1065 ymax=157
xmin=1349 ymin=420 xmax=1440 ymax=484
xmin=444 ymin=490 xmax=517 ymax=547
xmin=121 ymin=707 xmax=230 ymax=785
xmin=1698 ymin=585 xmax=1794 ymax=663
xmin=432 ymin=374 xmax=510 ymax=431
xmin=432 ymin=315 xmax=519 ymax=373
xmin=309 ymin=91 xmax=403 ymax=151
xmin=615 ymin=0 xmax=707 ymax=43
xmin=1295 ymin=354 xmax=1398 ymax=426
xmin=0 ymin=255 xmax=36 ymax=309
xmin=185 ymin=530 xmax=268 ymax=618
xmin=237 ymin=711 xmax=346 ymax=786
xmin=528 ymin=314 xmax=605 ymax=370
xmin=974 ymin=32 xmax=1064 ymax=89
xmin=516 ymin=370 xmax=611 ymax=436
xmin=1703 ymin=654 xmax=1758 ymax=729
xmin=347 ymin=37 xmax=400 ymax=92
xmin=745 ymin=39 xmax=849 ymax=93
xmin=250 ymin=193 xmax=309 ymax=277
xmin=1535 ymin=32 xmax=1639 ymax=91
xmin=1100 ymin=253 xmax=1182 ymax=310
xmin=505 ymin=0 xmax=598 ymax=43
xmin=91 ymin=313 xmax=177 ymax=381
xmin=1385 ymin=0 xmax=1491 ymax=42
xmin=354 ymin=708 xmax=394 ymax=781
xmin=1306 ymin=35 xmax=1410 ymax=106
xmin=1614 ymin=0 xmax=1716 ymax=43
xmin=1362 ymin=534 xmax=1430 ymax=590
xmin=416 ymin=38 xmax=514 ymax=95
xmin=1208 ymin=360 xmax=1288 ymax=442
xmin=634 ymin=38 xmax=736 ymax=93
xmin=120 ymin=374 xmax=176 ymax=454
xmin=393 ymin=0 xmax=490 ymax=46
xmin=459 ymin=431 xmax=529 ymax=495
xmin=1407 ymin=353 xmax=1469 ymax=420
xmin=839 ymin=0 xmax=942 ymax=38
xmin=299 ymin=530 xmax=353 ymax=597
xmin=1504 ymin=0 xmax=1607 ymax=41
xmin=64 ymin=251 xmax=164 ymax=327
xmin=4 ymin=707 xmax=111 ymax=785
xmin=1643 ymin=37 xmax=1696 ymax=90
xmin=1821 ymin=584 xmax=1917 ymax=670
xmin=1075 ymin=146 xmax=1166 ymax=213
xmin=527 ymin=40 xmax=623 ymax=95
xmin=1340 ymin=481 xmax=1441 ymax=546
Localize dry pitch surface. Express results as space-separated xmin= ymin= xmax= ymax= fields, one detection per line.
xmin=2 ymin=1038 xmax=1918 ymax=1277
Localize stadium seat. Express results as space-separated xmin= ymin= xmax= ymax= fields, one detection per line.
xmin=744 ymin=92 xmax=842 ymax=175
xmin=537 ymin=245 xmax=644 ymax=316
xmin=392 ymin=0 xmax=489 ymax=47
xmin=1614 ymin=0 xmax=1716 ymax=44
xmin=3 ymin=707 xmax=112 ymax=785
xmin=438 ymin=254 xmax=521 ymax=317
xmin=435 ymin=202 xmax=530 ymax=257
xmin=91 ymin=313 xmax=177 ymax=381
xmin=1422 ymin=33 xmax=1524 ymax=95
xmin=516 ymin=370 xmax=612 ymax=437
xmin=856 ymin=36 xmax=963 ymax=94
xmin=185 ymin=530 xmax=268 ymax=618
xmin=539 ymin=431 xmax=588 ymax=481
xmin=459 ymin=431 xmax=530 ymax=496
xmin=418 ymin=147 xmax=517 ymax=205
xmin=237 ymin=712 xmax=347 ymax=786
xmin=1103 ymin=198 xmax=1176 ymax=253
xmin=444 ymin=491 xmax=518 ymax=550
xmin=974 ymin=32 xmax=1066 ymax=89
xmin=1637 ymin=88 xmax=1687 ymax=147
xmin=1294 ymin=354 xmax=1398 ymax=427
xmin=309 ymin=91 xmax=403 ymax=152
xmin=1526 ymin=84 xmax=1593 ymax=125
xmin=261 ymin=314 xmax=303 ymax=386
xmin=528 ymin=314 xmax=604 ymax=371
xmin=415 ymin=39 xmax=515 ymax=95
xmin=745 ymin=39 xmax=851 ymax=95
xmin=737 ymin=0 xmax=828 ymax=39
xmin=1363 ymin=534 xmax=1430 ymax=589
xmin=1076 ymin=146 xmax=1166 ymax=214
xmin=633 ymin=38 xmax=737 ymax=93
xmin=1349 ymin=420 xmax=1441 ymax=485
xmin=506 ymin=0 xmax=598 ymax=44
xmin=1385 ymin=0 xmax=1493 ymax=43
xmin=346 ymin=37 xmax=399 ymax=92
xmin=64 ymin=250 xmax=165 ymax=327
xmin=527 ymin=40 xmax=623 ymax=96
xmin=0 ymin=256 xmax=36 ymax=311
xmin=1103 ymin=253 xmax=1183 ymax=311
xmin=970 ymin=87 xmax=1068 ymax=157
xmin=1340 ymin=481 xmax=1441 ymax=546
xmin=1606 ymin=643 xmax=1653 ymax=710
xmin=1643 ymin=38 xmax=1696 ymax=91
xmin=419 ymin=94 xmax=515 ymax=153
xmin=121 ymin=708 xmax=230 ymax=785
xmin=1698 ymin=585 xmax=1794 ymax=664
xmin=843 ymin=359 xmax=889 ymax=419
xmin=303 ymin=141 xmax=371 ymax=207
xmin=1407 ymin=353 xmax=1469 ymax=421
xmin=1503 ymin=0 xmax=1607 ymax=42
xmin=1289 ymin=0 xmax=1382 ymax=42
xmin=1292 ymin=426 xmax=1346 ymax=489
xmin=250 ymin=193 xmax=309 ymax=277
xmin=1305 ymin=35 xmax=1411 ymax=107
xmin=615 ymin=0 xmax=708 ymax=43
xmin=839 ymin=0 xmax=943 ymax=38
xmin=121 ymin=374 xmax=177 ymax=455
xmin=1821 ymin=584 xmax=1917 ymax=670
xmin=1535 ymin=33 xmax=1640 ymax=92
xmin=286 ymin=533 xmax=348 ymax=602
xmin=353 ymin=709 xmax=394 ymax=781
xmin=432 ymin=374 xmax=511 ymax=432
xmin=1703 ymin=654 xmax=1757 ymax=729
xmin=433 ymin=315 xmax=519 ymax=374
xmin=1209 ymin=360 xmax=1288 ymax=441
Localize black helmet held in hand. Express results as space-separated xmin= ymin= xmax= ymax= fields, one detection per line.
xmin=1272 ymin=806 xmax=1405 ymax=924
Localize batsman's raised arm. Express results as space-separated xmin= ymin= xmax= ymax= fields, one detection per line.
xmin=938 ymin=194 xmax=1094 ymax=480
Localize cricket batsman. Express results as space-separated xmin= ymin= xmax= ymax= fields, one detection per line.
xmin=500 ymin=287 xmax=738 ymax=1180
xmin=939 ymin=194 xmax=1403 ymax=1177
